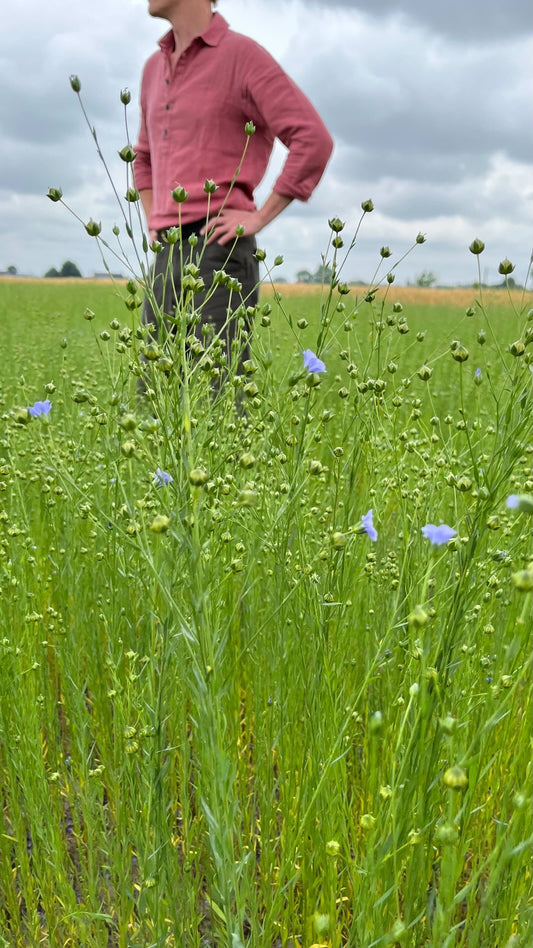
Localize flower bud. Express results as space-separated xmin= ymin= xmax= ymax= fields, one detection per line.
xmin=417 ymin=365 xmax=432 ymax=381
xmin=498 ymin=258 xmax=515 ymax=275
xmin=118 ymin=413 xmax=137 ymax=431
xmin=361 ymin=198 xmax=374 ymax=212
xmin=245 ymin=121 xmax=256 ymax=136
xmin=416 ymin=232 xmax=426 ymax=244
xmin=150 ymin=514 xmax=170 ymax=533
xmin=83 ymin=307 xmax=95 ymax=321
xmin=331 ymin=531 xmax=347 ymax=550
xmin=203 ymin=179 xmax=218 ymax=194
xmin=380 ymin=246 xmax=392 ymax=258
xmin=165 ymin=226 xmax=179 ymax=244
xmin=235 ymin=224 xmax=246 ymax=237
xmin=509 ymin=340 xmax=525 ymax=357
xmin=511 ymin=567 xmax=533 ymax=592
xmin=13 ymin=407 xmax=30 ymax=425
xmin=325 ymin=839 xmax=340 ymax=857
xmin=47 ymin=187 xmax=63 ymax=202
xmin=189 ymin=468 xmax=208 ymax=487
xmin=439 ymin=715 xmax=456 ymax=735
xmin=120 ymin=88 xmax=131 ymax=105
xmin=469 ymin=238 xmax=485 ymax=255
xmin=328 ymin=217 xmax=344 ymax=233
xmin=386 ymin=272 xmax=395 ymax=284
xmin=171 ymin=186 xmax=188 ymax=203
xmin=118 ymin=144 xmax=136 ymax=163
xmin=436 ymin=823 xmax=458 ymax=845
xmin=409 ymin=605 xmax=428 ymax=628
xmin=360 ymin=813 xmax=376 ymax=830
xmin=121 ymin=441 xmax=136 ymax=458
xmin=443 ymin=765 xmax=468 ymax=791
xmin=451 ymin=344 xmax=469 ymax=362
xmin=125 ymin=188 xmax=139 ymax=202
xmin=69 ymin=75 xmax=81 ymax=92
xmin=254 ymin=248 xmax=266 ymax=261
xmin=85 ymin=218 xmax=102 ymax=237
xmin=274 ymin=255 xmax=283 ymax=266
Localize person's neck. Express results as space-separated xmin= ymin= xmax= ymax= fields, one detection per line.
xmin=170 ymin=4 xmax=214 ymax=57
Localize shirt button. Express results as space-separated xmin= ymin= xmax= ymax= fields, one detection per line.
xmin=165 ymin=103 xmax=170 ymax=110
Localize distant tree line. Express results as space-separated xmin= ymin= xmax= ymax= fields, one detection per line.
xmin=44 ymin=260 xmax=82 ymax=278
xmin=296 ymin=263 xmax=334 ymax=284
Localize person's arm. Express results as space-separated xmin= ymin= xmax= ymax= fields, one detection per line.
xmin=206 ymin=42 xmax=332 ymax=246
xmin=139 ymin=188 xmax=157 ymax=243
xmin=133 ymin=68 xmax=155 ymax=237
xmin=243 ymin=41 xmax=334 ymax=204
xmin=203 ymin=192 xmax=293 ymax=245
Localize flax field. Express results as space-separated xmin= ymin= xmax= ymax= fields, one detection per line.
xmin=0 ymin=258 xmax=532 ymax=948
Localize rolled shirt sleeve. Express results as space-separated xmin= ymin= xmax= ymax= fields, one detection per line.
xmin=242 ymin=43 xmax=334 ymax=202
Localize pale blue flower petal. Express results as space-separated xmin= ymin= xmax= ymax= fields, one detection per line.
xmin=153 ymin=467 xmax=173 ymax=487
xmin=28 ymin=399 xmax=52 ymax=417
xmin=361 ymin=509 xmax=378 ymax=542
xmin=303 ymin=349 xmax=326 ymax=373
xmin=421 ymin=523 xmax=457 ymax=545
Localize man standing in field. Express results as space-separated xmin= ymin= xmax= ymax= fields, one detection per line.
xmin=134 ymin=0 xmax=333 ymax=353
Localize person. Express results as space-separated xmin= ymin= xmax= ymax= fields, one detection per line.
xmin=134 ymin=0 xmax=333 ymax=360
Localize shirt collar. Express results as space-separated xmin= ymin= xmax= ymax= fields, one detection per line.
xmin=158 ymin=12 xmax=229 ymax=54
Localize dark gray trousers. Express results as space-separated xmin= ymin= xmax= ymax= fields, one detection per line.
xmin=142 ymin=222 xmax=259 ymax=362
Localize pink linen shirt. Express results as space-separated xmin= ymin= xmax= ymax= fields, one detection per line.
xmin=133 ymin=13 xmax=333 ymax=231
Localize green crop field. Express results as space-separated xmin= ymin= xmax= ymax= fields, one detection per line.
xmin=0 ymin=273 xmax=531 ymax=948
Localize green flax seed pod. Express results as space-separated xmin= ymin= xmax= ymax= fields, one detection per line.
xmin=189 ymin=468 xmax=208 ymax=487
xmin=451 ymin=344 xmax=469 ymax=362
xmin=443 ymin=765 xmax=468 ymax=791
xmin=469 ymin=238 xmax=485 ymax=255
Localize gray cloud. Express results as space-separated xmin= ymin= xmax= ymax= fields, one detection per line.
xmin=309 ymin=0 xmax=532 ymax=40
xmin=0 ymin=0 xmax=532 ymax=285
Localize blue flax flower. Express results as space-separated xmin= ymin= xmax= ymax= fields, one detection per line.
xmin=506 ymin=493 xmax=533 ymax=514
xmin=153 ymin=467 xmax=173 ymax=488
xmin=421 ymin=523 xmax=457 ymax=545
xmin=361 ymin=509 xmax=378 ymax=542
xmin=303 ymin=349 xmax=326 ymax=373
xmin=28 ymin=399 xmax=52 ymax=417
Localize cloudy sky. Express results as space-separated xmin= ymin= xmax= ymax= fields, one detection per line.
xmin=1 ymin=0 xmax=532 ymax=285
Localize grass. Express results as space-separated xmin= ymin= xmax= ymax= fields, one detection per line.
xmin=0 ymin=267 xmax=531 ymax=948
